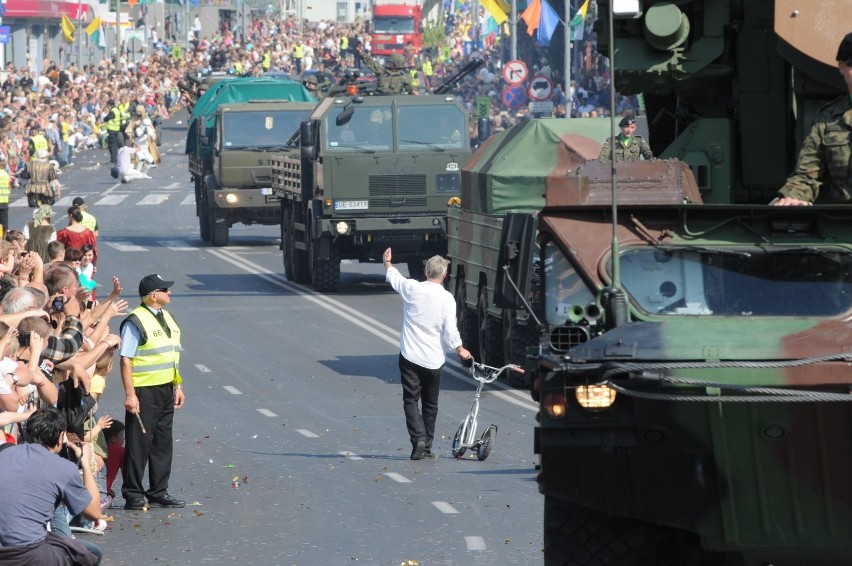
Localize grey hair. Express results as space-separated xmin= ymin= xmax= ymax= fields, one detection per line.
xmin=424 ymin=255 xmax=449 ymax=280
xmin=1 ymin=287 xmax=39 ymax=314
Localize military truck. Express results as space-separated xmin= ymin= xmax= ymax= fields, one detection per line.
xmin=185 ymin=79 xmax=316 ymax=246
xmin=485 ymin=1 xmax=852 ymax=563
xmin=448 ymin=119 xmax=615 ymax=376
xmin=271 ymin=93 xmax=473 ymax=292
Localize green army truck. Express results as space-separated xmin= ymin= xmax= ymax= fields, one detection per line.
xmin=185 ymin=79 xmax=316 ymax=246
xmin=485 ymin=0 xmax=852 ymax=563
xmin=271 ymin=94 xmax=472 ymax=292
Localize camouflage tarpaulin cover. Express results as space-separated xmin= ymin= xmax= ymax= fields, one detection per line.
xmin=462 ymin=118 xmax=614 ymax=215
xmin=185 ymin=78 xmax=316 ymax=154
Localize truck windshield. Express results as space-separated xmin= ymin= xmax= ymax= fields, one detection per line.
xmin=374 ymin=16 xmax=415 ymax=34
xmin=543 ymin=241 xmax=596 ymax=325
xmin=398 ymin=105 xmax=466 ymax=150
xmin=222 ymin=110 xmax=311 ymax=149
xmin=325 ymin=105 xmax=394 ymax=151
xmin=617 ymin=247 xmax=852 ymax=317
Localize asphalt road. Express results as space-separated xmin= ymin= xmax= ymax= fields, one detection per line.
xmin=15 ymin=113 xmax=544 ymax=565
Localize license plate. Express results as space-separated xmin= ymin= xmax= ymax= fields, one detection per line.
xmin=334 ymin=200 xmax=368 ymax=210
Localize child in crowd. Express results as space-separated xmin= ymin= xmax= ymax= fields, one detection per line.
xmin=105 ymin=420 xmax=125 ymax=499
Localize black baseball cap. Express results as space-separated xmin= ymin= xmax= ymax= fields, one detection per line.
xmin=139 ymin=274 xmax=174 ymax=296
xmin=837 ymin=32 xmax=852 ymax=62
xmin=619 ymin=116 xmax=636 ymax=127
xmin=72 ymin=197 xmax=85 ymax=206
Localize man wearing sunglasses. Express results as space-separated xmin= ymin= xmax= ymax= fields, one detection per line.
xmin=118 ymin=274 xmax=185 ymax=511
xmin=775 ymin=32 xmax=852 ymax=205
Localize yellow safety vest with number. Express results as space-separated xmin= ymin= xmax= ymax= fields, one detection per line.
xmin=105 ymin=106 xmax=122 ymax=132
xmin=0 ymin=170 xmax=10 ymax=205
xmin=124 ymin=305 xmax=183 ymax=388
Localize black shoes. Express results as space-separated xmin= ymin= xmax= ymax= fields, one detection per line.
xmin=410 ymin=439 xmax=426 ymax=460
xmin=124 ymin=497 xmax=147 ymax=510
xmin=147 ymin=494 xmax=186 ymax=508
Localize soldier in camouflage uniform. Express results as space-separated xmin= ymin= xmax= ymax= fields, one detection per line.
xmin=355 ymin=44 xmax=414 ymax=95
xmin=598 ymin=116 xmax=653 ymax=162
xmin=775 ymin=33 xmax=852 ymax=206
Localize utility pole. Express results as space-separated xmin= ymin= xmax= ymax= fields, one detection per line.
xmin=510 ymin=0 xmax=516 ymax=61
xmin=115 ymin=0 xmax=121 ymax=65
xmin=77 ymin=0 xmax=82 ymax=68
xmin=564 ymin=0 xmax=571 ymax=115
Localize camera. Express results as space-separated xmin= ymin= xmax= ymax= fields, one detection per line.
xmin=51 ymin=296 xmax=65 ymax=312
xmin=17 ymin=331 xmax=30 ymax=347
xmin=85 ymin=300 xmax=94 ymax=310
xmin=39 ymin=359 xmax=53 ymax=378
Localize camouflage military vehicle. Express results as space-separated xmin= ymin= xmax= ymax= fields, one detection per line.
xmin=271 ymin=93 xmax=472 ymax=292
xmin=185 ymin=79 xmax=316 ymax=246
xmin=486 ymin=0 xmax=852 ymax=563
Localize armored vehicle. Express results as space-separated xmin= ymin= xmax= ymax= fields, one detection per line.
xmin=271 ymin=93 xmax=472 ymax=291
xmin=185 ymin=79 xmax=316 ymax=246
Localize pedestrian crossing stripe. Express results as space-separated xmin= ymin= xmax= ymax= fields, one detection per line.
xmin=10 ymin=194 xmax=191 ymax=207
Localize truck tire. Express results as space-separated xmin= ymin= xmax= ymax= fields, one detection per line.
xmin=477 ymin=286 xmax=504 ymax=366
xmin=308 ymin=235 xmax=340 ymax=292
xmin=199 ymin=194 xmax=211 ymax=242
xmin=502 ymin=309 xmax=536 ymax=386
xmin=211 ymin=212 xmax=229 ymax=247
xmin=287 ymin=206 xmax=310 ymax=284
xmin=454 ymin=273 xmax=479 ymax=354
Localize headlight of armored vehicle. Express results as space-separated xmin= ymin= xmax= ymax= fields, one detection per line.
xmin=335 ymin=221 xmax=350 ymax=235
xmin=225 ymin=193 xmax=239 ymax=204
xmin=575 ymin=384 xmax=617 ymax=410
xmin=542 ymin=392 xmax=567 ymax=419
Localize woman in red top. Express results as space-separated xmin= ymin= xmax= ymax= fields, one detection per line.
xmin=56 ymin=206 xmax=97 ymax=264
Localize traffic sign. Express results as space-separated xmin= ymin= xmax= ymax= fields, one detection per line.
xmin=502 ymin=60 xmax=528 ymax=85
xmin=528 ymin=101 xmax=554 ymax=115
xmin=528 ymin=74 xmax=553 ymax=102
xmin=502 ymin=85 xmax=527 ymax=110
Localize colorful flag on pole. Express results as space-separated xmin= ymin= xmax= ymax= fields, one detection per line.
xmin=480 ymin=0 xmax=508 ymax=25
xmin=570 ymin=0 xmax=590 ymax=41
xmin=61 ymin=14 xmax=76 ymax=42
xmin=537 ymin=0 xmax=560 ymax=47
xmin=85 ymin=16 xmax=101 ymax=35
xmin=520 ymin=0 xmax=541 ymax=36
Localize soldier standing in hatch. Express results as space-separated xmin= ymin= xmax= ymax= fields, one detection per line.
xmin=599 ymin=116 xmax=654 ymax=162
xmin=355 ymin=44 xmax=415 ymax=95
xmin=774 ymin=32 xmax=852 ymax=206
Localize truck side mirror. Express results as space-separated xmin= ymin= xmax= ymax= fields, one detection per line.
xmin=477 ymin=116 xmax=490 ymax=144
xmin=300 ymin=120 xmax=316 ymax=147
xmin=494 ymin=213 xmax=536 ymax=309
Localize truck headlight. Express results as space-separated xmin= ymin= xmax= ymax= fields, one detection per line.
xmin=575 ymin=385 xmax=617 ymax=410
xmin=542 ymin=392 xmax=566 ymax=419
xmin=335 ymin=221 xmax=350 ymax=235
xmin=225 ymin=193 xmax=239 ymax=204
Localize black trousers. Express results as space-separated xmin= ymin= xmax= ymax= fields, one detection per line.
xmin=0 ymin=204 xmax=8 ymax=232
xmin=399 ymin=354 xmax=443 ymax=451
xmin=122 ymin=382 xmax=175 ymax=501
xmin=107 ymin=131 xmax=123 ymax=164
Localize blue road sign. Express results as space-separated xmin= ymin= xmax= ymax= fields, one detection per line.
xmin=0 ymin=26 xmax=9 ymax=44
xmin=502 ymin=85 xmax=527 ymax=110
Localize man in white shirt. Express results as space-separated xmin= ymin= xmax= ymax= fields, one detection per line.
xmin=383 ymin=248 xmax=471 ymax=460
xmin=116 ymin=138 xmax=150 ymax=183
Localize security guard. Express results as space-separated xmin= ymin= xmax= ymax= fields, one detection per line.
xmin=262 ymin=51 xmax=271 ymax=71
xmin=72 ymin=196 xmax=98 ymax=236
xmin=28 ymin=128 xmax=49 ymax=159
xmin=356 ymin=45 xmax=415 ymax=95
xmin=105 ymin=98 xmax=124 ymax=164
xmin=421 ymin=57 xmax=433 ymax=89
xmin=0 ymin=158 xmax=11 ymax=230
xmin=119 ymin=273 xmax=186 ymax=510
xmin=775 ymin=32 xmax=852 ymax=205
xmin=598 ymin=116 xmax=653 ymax=162
xmin=292 ymin=41 xmax=304 ymax=73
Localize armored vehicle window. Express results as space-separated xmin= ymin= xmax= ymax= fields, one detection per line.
xmin=221 ymin=110 xmax=311 ymax=149
xmin=398 ymin=105 xmax=466 ymax=150
xmin=618 ymin=247 xmax=852 ymax=317
xmin=543 ymin=241 xmax=596 ymax=325
xmin=325 ymin=105 xmax=393 ymax=151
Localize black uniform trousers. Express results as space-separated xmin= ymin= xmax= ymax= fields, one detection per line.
xmin=399 ymin=353 xmax=443 ymax=451
xmin=0 ymin=204 xmax=8 ymax=232
xmin=122 ymin=382 xmax=175 ymax=501
xmin=107 ymin=130 xmax=123 ymax=164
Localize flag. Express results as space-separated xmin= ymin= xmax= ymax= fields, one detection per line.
xmin=537 ymin=0 xmax=560 ymax=47
xmin=86 ymin=16 xmax=101 ymax=36
xmin=520 ymin=0 xmax=541 ymax=36
xmin=480 ymin=0 xmax=508 ymax=25
xmin=61 ymin=14 xmax=76 ymax=42
xmin=570 ymin=0 xmax=590 ymax=41
xmin=91 ymin=23 xmax=106 ymax=50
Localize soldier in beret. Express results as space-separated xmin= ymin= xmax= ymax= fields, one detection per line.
xmin=599 ymin=115 xmax=653 ymax=162
xmin=775 ymin=32 xmax=852 ymax=205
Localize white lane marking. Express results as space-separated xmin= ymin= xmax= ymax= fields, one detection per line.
xmin=138 ymin=194 xmax=170 ymax=205
xmin=223 ymin=386 xmax=242 ymax=395
xmin=104 ymin=241 xmax=148 ymax=252
xmin=95 ymin=194 xmax=128 ymax=206
xmin=207 ymin=247 xmax=539 ymax=412
xmin=384 ymin=472 xmax=412 ymax=483
xmin=53 ymin=196 xmax=75 ymax=207
xmin=159 ymin=240 xmax=196 ymax=251
xmin=163 ymin=182 xmax=182 ymax=190
xmin=432 ymin=501 xmax=459 ymax=514
xmin=465 ymin=536 xmax=486 ymax=551
xmin=194 ymin=364 xmax=211 ymax=373
xmin=257 ymin=408 xmax=278 ymax=417
xmin=10 ymin=197 xmax=29 ymax=207
xmin=181 ymin=194 xmax=195 ymax=205
xmin=296 ymin=429 xmax=318 ymax=438
xmin=338 ymin=451 xmax=363 ymax=460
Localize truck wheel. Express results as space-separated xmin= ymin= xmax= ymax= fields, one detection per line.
xmin=544 ymin=496 xmax=653 ymax=566
xmin=502 ymin=309 xmax=536 ymax=386
xmin=211 ymin=212 xmax=229 ymax=247
xmin=454 ymin=273 xmax=479 ymax=354
xmin=287 ymin=207 xmax=310 ymax=284
xmin=477 ymin=286 xmax=504 ymax=366
xmin=308 ymin=236 xmax=340 ymax=292
xmin=199 ymin=194 xmax=211 ymax=242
